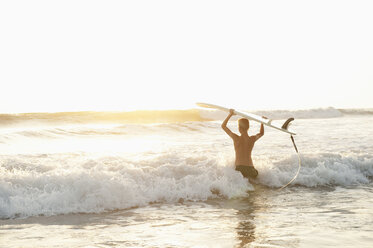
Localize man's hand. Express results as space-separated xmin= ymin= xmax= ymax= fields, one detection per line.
xmin=229 ymin=109 xmax=235 ymax=116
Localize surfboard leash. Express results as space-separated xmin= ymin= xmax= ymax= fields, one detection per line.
xmin=278 ymin=135 xmax=301 ymax=190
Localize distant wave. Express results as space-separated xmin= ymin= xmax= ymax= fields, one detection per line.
xmin=254 ymin=107 xmax=343 ymax=119
xmin=1 ymin=151 xmax=372 ymax=219
xmin=0 ymin=110 xmax=203 ymax=126
xmin=339 ymin=108 xmax=373 ymax=115
xmin=199 ymin=107 xmax=344 ymax=120
xmin=0 ymin=107 xmax=372 ymax=126
xmin=0 ymin=122 xmax=212 ymax=142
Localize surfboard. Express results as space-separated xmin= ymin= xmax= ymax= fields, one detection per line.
xmin=196 ymin=102 xmax=296 ymax=135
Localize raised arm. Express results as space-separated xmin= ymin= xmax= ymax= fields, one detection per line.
xmin=221 ymin=109 xmax=238 ymax=139
xmin=254 ymin=123 xmax=264 ymax=141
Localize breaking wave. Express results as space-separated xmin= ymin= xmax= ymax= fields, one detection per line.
xmin=257 ymin=153 xmax=373 ymax=188
xmin=1 ymin=151 xmax=372 ymax=219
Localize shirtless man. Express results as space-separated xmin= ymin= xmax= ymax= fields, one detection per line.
xmin=221 ymin=109 xmax=264 ymax=179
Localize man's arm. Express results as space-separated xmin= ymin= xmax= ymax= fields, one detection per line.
xmin=221 ymin=109 xmax=238 ymax=139
xmin=254 ymin=123 xmax=264 ymax=141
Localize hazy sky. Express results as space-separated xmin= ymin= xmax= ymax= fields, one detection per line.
xmin=1 ymin=0 xmax=372 ymax=113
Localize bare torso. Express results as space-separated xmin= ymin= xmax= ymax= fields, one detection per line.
xmin=233 ymin=134 xmax=256 ymax=166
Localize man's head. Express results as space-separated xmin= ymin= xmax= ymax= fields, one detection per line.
xmin=238 ymin=118 xmax=249 ymax=134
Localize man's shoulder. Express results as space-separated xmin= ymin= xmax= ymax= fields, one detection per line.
xmin=248 ymin=135 xmax=258 ymax=142
xmin=231 ymin=133 xmax=240 ymax=140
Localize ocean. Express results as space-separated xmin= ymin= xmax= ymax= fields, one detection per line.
xmin=0 ymin=107 xmax=372 ymax=247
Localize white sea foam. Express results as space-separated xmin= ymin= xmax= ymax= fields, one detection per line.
xmin=257 ymin=153 xmax=373 ymax=188
xmin=1 ymin=150 xmax=372 ymax=219
xmin=0 ymin=153 xmax=251 ymax=219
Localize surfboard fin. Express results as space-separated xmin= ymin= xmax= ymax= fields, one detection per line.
xmin=281 ymin=118 xmax=294 ymax=130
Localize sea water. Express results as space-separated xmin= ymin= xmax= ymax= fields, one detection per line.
xmin=0 ymin=109 xmax=372 ymax=247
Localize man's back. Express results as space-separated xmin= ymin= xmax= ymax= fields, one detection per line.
xmin=233 ymin=134 xmax=256 ymax=166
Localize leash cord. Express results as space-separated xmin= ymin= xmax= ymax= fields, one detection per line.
xmin=278 ymin=135 xmax=301 ymax=190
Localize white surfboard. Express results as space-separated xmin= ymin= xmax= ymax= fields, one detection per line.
xmin=196 ymin=102 xmax=296 ymax=135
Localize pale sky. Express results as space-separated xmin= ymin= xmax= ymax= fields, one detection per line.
xmin=1 ymin=0 xmax=372 ymax=113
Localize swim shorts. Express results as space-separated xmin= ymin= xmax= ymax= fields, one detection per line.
xmin=235 ymin=165 xmax=258 ymax=179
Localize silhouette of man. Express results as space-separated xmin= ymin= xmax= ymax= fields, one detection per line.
xmin=221 ymin=109 xmax=264 ymax=179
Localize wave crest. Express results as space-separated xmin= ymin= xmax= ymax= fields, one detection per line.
xmin=1 ymin=151 xmax=372 ymax=219
xmin=257 ymin=153 xmax=373 ymax=187
xmin=0 ymin=153 xmax=250 ymax=219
